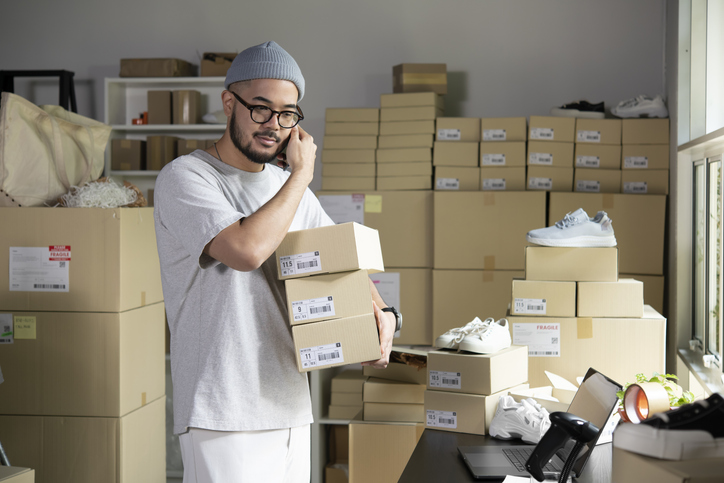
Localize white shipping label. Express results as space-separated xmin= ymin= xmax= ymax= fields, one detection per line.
xmin=483 ymin=129 xmax=506 ymax=141
xmin=624 ymin=156 xmax=649 ymax=169
xmin=292 ymin=296 xmax=336 ymax=322
xmin=482 ymin=178 xmax=506 ymax=191
xmin=429 ymin=370 xmax=462 ymax=389
xmin=9 ymin=247 xmax=70 ymax=292
xmin=576 ymin=180 xmax=601 ymax=193
xmin=623 ymin=182 xmax=648 ymax=194
xmin=577 ymin=130 xmax=601 ymax=143
xmin=0 ymin=313 xmax=13 ymax=344
xmin=280 ymin=251 xmax=322 ymax=277
xmin=427 ymin=410 xmax=457 ymax=429
xmin=318 ymin=194 xmax=365 ymax=224
xmin=299 ymin=342 xmax=344 ymax=369
xmin=530 ymin=127 xmax=554 ymax=140
xmin=529 ymin=152 xmax=553 ymax=165
xmin=370 ymin=272 xmax=401 ymax=311
xmin=576 ymin=155 xmax=600 ymax=168
xmin=482 ymin=153 xmax=506 ymax=166
xmin=514 ymin=298 xmax=547 ymax=315
xmin=436 ymin=178 xmax=460 ymax=190
xmin=437 ymin=128 xmax=461 ymax=141
xmin=528 ymin=177 xmax=552 ymax=190
xmin=513 ymin=323 xmax=561 ymax=357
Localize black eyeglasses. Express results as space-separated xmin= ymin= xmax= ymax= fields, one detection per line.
xmin=229 ymin=91 xmax=304 ymax=129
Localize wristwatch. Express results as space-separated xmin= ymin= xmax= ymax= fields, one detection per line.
xmin=382 ymin=306 xmax=403 ymax=332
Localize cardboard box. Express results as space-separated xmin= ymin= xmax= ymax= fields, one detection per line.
xmin=575 ymin=119 xmax=622 ymax=145
xmin=146 ymin=135 xmax=178 ymax=170
xmin=276 ymin=222 xmax=383 ymax=280
xmin=622 ymin=119 xmax=670 ymax=144
xmin=436 ymin=118 xmax=481 ymax=142
xmin=574 ymin=168 xmax=622 ymax=193
xmin=549 ymin=193 xmax=667 ymax=275
xmin=433 ymin=141 xmax=479 ymax=167
xmin=379 ymin=120 xmax=435 ymax=135
xmin=321 ymin=177 xmax=376 ymax=191
xmin=349 ymin=421 xmax=424 ymax=483
xmin=200 ymin=52 xmax=235 ymax=76
xmin=621 ymin=273 xmax=664 ymax=314
xmin=325 ymin=464 xmax=348 ymax=483
xmin=329 ymin=405 xmax=363 ymax=420
xmin=577 ymin=278 xmax=644 ymax=317
xmin=322 ymin=149 xmax=376 ymax=164
xmin=111 ymin=139 xmax=146 ymax=171
xmin=147 ymin=90 xmax=172 ymax=125
xmin=0 ymin=467 xmax=34 ymax=483
xmin=363 ymin=347 xmax=428 ymax=385
xmin=427 ymin=346 xmax=528 ymax=395
xmin=380 ymin=92 xmax=444 ymax=109
xmin=621 ymin=169 xmax=670 ymax=195
xmin=376 ymin=176 xmax=431 ymax=191
xmin=525 ymin=246 xmax=618 ymax=282
xmin=322 ymin=164 xmax=376 ymax=178
xmin=507 ymin=385 xmax=572 ymax=414
xmin=432 ymin=270 xmax=525 ymax=341
xmin=376 ymin=147 xmax=431 ymax=163
xmin=434 ymin=167 xmax=480 ymax=191
xmin=481 ymin=117 xmax=527 ymax=142
xmin=0 ymin=396 xmax=166 ymax=483
xmin=527 ymin=141 xmax=574 ymax=167
xmin=331 ymin=369 xmax=368 ymax=393
xmin=331 ymin=392 xmax=364 ymax=406
xmin=120 ymin=58 xmax=196 ymax=77
xmin=172 ymin=90 xmax=201 ymax=124
xmin=377 ymin=134 xmax=433 ymax=149
xmin=364 ymin=378 xmax=425 ymax=404
xmin=508 ymin=305 xmax=666 ymax=386
xmin=480 ymin=141 xmax=527 ymax=167
xmin=326 ymin=108 xmax=379 ymax=123
xmin=364 ymin=402 xmax=424 ymax=422
xmin=376 ymin=162 xmax=431 ymax=178
xmin=575 ymin=144 xmax=623 ymax=169
xmin=329 ymin=424 xmax=350 ymax=463
xmin=380 ymin=106 xmax=442 ymax=122
xmin=434 ymin=192 xmax=546 ymax=270
xmin=315 ymin=191 xmax=433 ymax=268
xmin=0 ymin=303 xmax=164 ymax=417
xmin=424 ymin=384 xmax=528 ymax=435
xmin=622 ymin=144 xmax=670 ymax=169
xmin=326 ymin=122 xmax=380 ymax=136
xmin=526 ymin=166 xmax=574 ymax=192
xmin=529 ymin=116 xmax=576 ymax=143
xmin=324 ymin=136 xmax=378 ymax=150
xmin=480 ymin=166 xmax=527 ymax=191
xmin=176 ymin=138 xmax=207 ymax=157
xmin=611 ymin=447 xmax=724 ymax=483
xmin=369 ymin=269 xmax=432 ymax=345
xmin=0 ymin=207 xmax=162 ymax=312
xmin=285 ymin=269 xmax=373 ymax=325
xmin=393 ymin=63 xmax=447 ymax=94
xmin=511 ymin=280 xmax=576 ymax=317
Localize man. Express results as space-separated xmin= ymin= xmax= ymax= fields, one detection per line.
xmin=153 ymin=41 xmax=398 ymax=483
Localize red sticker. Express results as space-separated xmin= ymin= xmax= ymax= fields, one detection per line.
xmin=49 ymin=245 xmax=71 ymax=261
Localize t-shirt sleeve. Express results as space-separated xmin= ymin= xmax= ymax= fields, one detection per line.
xmin=303 ymin=188 xmax=335 ymax=228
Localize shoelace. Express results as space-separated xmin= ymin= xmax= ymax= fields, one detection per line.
xmin=448 ymin=318 xmax=494 ymax=343
xmin=555 ymin=212 xmax=583 ymax=229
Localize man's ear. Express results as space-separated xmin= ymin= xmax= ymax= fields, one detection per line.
xmin=221 ymin=90 xmax=235 ymax=118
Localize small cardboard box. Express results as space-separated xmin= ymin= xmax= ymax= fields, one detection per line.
xmin=481 ymin=117 xmax=527 ymax=142
xmin=120 ymin=58 xmax=196 ymax=77
xmin=331 ymin=392 xmax=364 ymax=406
xmin=480 ymin=141 xmax=527 ymax=167
xmin=326 ymin=108 xmax=379 ymax=123
xmin=527 ymin=141 xmax=574 ymax=167
xmin=321 ymin=177 xmax=376 ymax=191
xmin=577 ymin=278 xmax=644 ymax=317
xmin=393 ymin=63 xmax=447 ymax=94
xmin=364 ymin=378 xmax=426 ymax=404
xmin=276 ymin=222 xmax=384 ymax=280
xmin=433 ymin=141 xmax=479 ymax=167
xmin=321 ymin=149 xmax=376 ymax=164
xmin=525 ymin=246 xmax=618 ymax=282
xmin=285 ymin=269 xmax=373 ymax=325
xmin=376 ymin=176 xmax=431 ymax=191
xmin=147 ymin=90 xmax=172 ymax=124
xmin=380 ymin=92 xmax=444 ymax=109
xmin=480 ymin=166 xmax=527 ymax=191
xmin=527 ymin=166 xmax=574 ymax=192
xmin=427 ymin=346 xmax=528 ymax=395
xmin=622 ymin=144 xmax=669 ymax=169
xmin=575 ymin=118 xmax=622 ymax=145
xmin=363 ymin=347 xmax=428 ymax=385
xmin=0 ymin=467 xmax=34 ymax=483
xmin=364 ymin=402 xmax=425 ymax=422
xmin=621 ymin=169 xmax=669 ymax=195
xmin=376 ymin=162 xmax=431 ymax=178
xmin=511 ymin=279 xmax=576 ymax=317
xmin=380 ymin=120 xmax=435 ymax=135
xmin=436 ymin=118 xmax=481 ymax=142
xmin=324 ymin=135 xmax=378 ymax=150
xmin=331 ymin=369 xmax=367 ymax=393
xmin=621 ymin=273 xmax=664 ymax=314
xmin=111 ymin=139 xmax=146 ymax=171
xmin=529 ymin=116 xmax=576 ymax=143
xmin=435 ymin=167 xmax=480 ymax=191
xmin=575 ymin=144 xmax=622 ymax=169
xmin=377 ymin=134 xmax=433 ymax=149
xmin=574 ymin=168 xmax=622 ymax=194
xmin=172 ymin=90 xmax=201 ymax=124
xmin=622 ymin=118 xmax=670 ymax=144
xmin=200 ymin=52 xmax=235 ymax=76
xmin=322 ymin=164 xmax=376 ymax=178
xmin=146 ymin=135 xmax=178 ymax=170
xmin=380 ymin=106 xmax=442 ymax=122
xmin=349 ymin=421 xmax=424 ymax=483
xmin=611 ymin=447 xmax=724 ymax=483
xmin=329 ymin=405 xmax=362 ymax=420
xmin=176 ymin=138 xmax=207 ymax=157
xmin=376 ymin=147 xmax=431 ymax=163
xmin=326 ymin=122 xmax=380 ymax=136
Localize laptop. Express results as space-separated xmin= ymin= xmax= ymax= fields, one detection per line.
xmin=458 ymin=368 xmax=621 ymax=480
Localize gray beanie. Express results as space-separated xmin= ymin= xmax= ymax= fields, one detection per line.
xmin=224 ymin=41 xmax=305 ymax=101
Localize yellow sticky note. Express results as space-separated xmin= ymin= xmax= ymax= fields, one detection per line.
xmin=14 ymin=316 xmax=36 ymax=340
xmin=364 ymin=195 xmax=382 ymax=213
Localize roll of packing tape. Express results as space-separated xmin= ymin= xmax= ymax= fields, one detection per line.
xmin=623 ymin=382 xmax=670 ymax=423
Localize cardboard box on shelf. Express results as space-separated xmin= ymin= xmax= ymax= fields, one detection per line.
xmin=621 ymin=169 xmax=670 ymax=195
xmin=380 ymin=92 xmax=444 ymax=109
xmin=364 ymin=378 xmax=426 ymax=404
xmin=480 ymin=166 xmax=527 ymax=191
xmin=526 ymin=166 xmax=574 ymax=192
xmin=321 ymin=177 xmax=376 ymax=191
xmin=376 ymin=147 xmax=432 ymax=164
xmin=427 ymin=346 xmax=528 ymax=395
xmin=434 ymin=167 xmax=480 ymax=191
xmin=529 ymin=116 xmax=576 ymax=143
xmin=321 ymin=149 xmax=376 ymax=164
xmin=577 ymin=278 xmax=644 ymax=317
xmin=0 ymin=467 xmax=34 ymax=483
xmin=622 ymin=118 xmax=670 ymax=145
xmin=376 ymin=176 xmax=431 ymax=191
xmin=349 ymin=421 xmax=424 ymax=483
xmin=574 ymin=168 xmax=622 ymax=194
xmin=364 ymin=347 xmax=428 ymax=385
xmin=326 ymin=108 xmax=379 ymax=123
xmin=0 ymin=207 xmax=162 ymax=312
xmin=480 ymin=141 xmax=527 ymax=167
xmin=376 ymin=162 xmax=431 ymax=178
xmin=481 ymin=117 xmax=527 ymax=142
xmin=111 ymin=139 xmax=146 ymax=171
xmin=147 ymin=90 xmax=172 ymax=124
xmin=364 ymin=402 xmax=425 ymax=423
xmin=433 ymin=141 xmax=479 ymax=167
xmin=326 ymin=122 xmax=380 ymax=136
xmin=525 ymin=246 xmax=618 ymax=282
xmin=200 ymin=52 xmax=235 ymax=76
xmin=172 ymin=90 xmax=201 ymax=124
xmin=120 ymin=58 xmax=196 ymax=77
xmin=393 ymin=63 xmax=447 ymax=94
xmin=369 ymin=269 xmax=432 ymax=345
xmin=527 ymin=141 xmax=575 ymax=167
xmin=380 ymin=120 xmax=435 ymax=135
xmin=510 ymin=280 xmax=576 ymax=317
xmin=329 ymin=405 xmax=363 ymax=420
xmin=331 ymin=369 xmax=368 ymax=393
xmin=622 ymin=144 xmax=669 ymax=169
xmin=0 ymin=303 xmax=164 ymax=418
xmin=575 ymin=119 xmax=622 ymax=145
xmin=176 ymin=138 xmax=207 ymax=157
xmin=575 ymin=144 xmax=623 ymax=169
xmin=326 ymin=424 xmax=349 ymax=482
xmin=621 ymin=273 xmax=664 ymax=314
xmin=322 ymin=164 xmax=376 ymax=178
xmin=436 ymin=118 xmax=481 ymax=142
xmin=146 ymin=135 xmax=178 ymax=170
xmin=377 ymin=134 xmax=433 ymax=149
xmin=434 ymin=191 xmax=546 ymax=270
xmin=380 ymin=106 xmax=442 ymax=122
xmin=331 ymin=392 xmax=364 ymax=406
xmin=612 ymin=446 xmax=724 ymax=483
xmin=324 ymin=135 xmax=378 ymax=150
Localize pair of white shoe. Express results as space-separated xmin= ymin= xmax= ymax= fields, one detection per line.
xmin=434 ymin=317 xmax=512 ymax=354
xmin=489 ymin=395 xmax=552 ymax=445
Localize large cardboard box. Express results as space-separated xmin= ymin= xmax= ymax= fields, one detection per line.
xmin=508 ymin=305 xmax=666 ymax=386
xmin=525 ymin=246 xmax=618 ymax=282
xmin=376 ymin=147 xmax=431 ymax=163
xmin=363 ymin=347 xmax=428 ymax=385
xmin=172 ymin=90 xmax=201 ymax=124
xmin=621 ymin=273 xmax=664 ymax=314
xmin=200 ymin=52 xmax=235 ymax=76
xmin=622 ymin=119 xmax=670 ymax=144
xmin=380 ymin=106 xmax=442 ymax=122
xmin=575 ymin=144 xmax=623 ymax=169
xmin=379 ymin=120 xmax=435 ymax=135
xmin=326 ymin=108 xmax=379 ymax=123
xmin=621 ymin=169 xmax=670 ymax=195
xmin=436 ymin=118 xmax=481 ymax=142
xmin=326 ymin=122 xmax=380 ymax=136
xmin=376 ymin=162 xmax=431 ymax=177
xmin=0 ymin=467 xmax=34 ymax=483
xmin=370 ymin=269 xmax=432 ymax=345
xmin=526 ymin=166 xmax=574 ymax=192
xmin=0 ymin=303 xmax=164 ymax=417
xmin=322 ymin=177 xmax=376 ymax=191
xmin=481 ymin=117 xmax=527 ymax=142
xmin=480 ymin=167 xmax=527 ymax=191
xmin=324 ymin=135 xmax=378 ymax=150
xmin=111 ymin=139 xmax=146 ymax=171
xmin=529 ymin=116 xmax=576 ymax=143
xmin=364 ymin=378 xmax=425 ymax=404
xmin=380 ymin=92 xmax=444 ymax=109
xmin=393 ymin=63 xmax=447 ymax=94
xmin=434 ymin=192 xmax=546 ymax=270
xmin=433 ymin=141 xmax=479 ymax=167
xmin=574 ymin=168 xmax=622 ymax=193
xmin=527 ymin=141 xmax=574 ymax=167
xmin=480 ymin=141 xmax=527 ymax=167
xmin=322 ymin=164 xmax=376 ymax=178
xmin=363 ymin=402 xmax=424 ymax=422
xmin=146 ymin=135 xmax=178 ymax=170
xmin=349 ymin=421 xmax=424 ymax=483
xmin=321 ymin=149 xmax=376 ymax=164
xmin=575 ymin=119 xmax=622 ymax=145
xmin=0 ymin=396 xmax=166 ymax=483
xmin=427 ymin=346 xmax=528 ymax=395
xmin=622 ymin=144 xmax=670 ymax=169
xmin=612 ymin=446 xmax=724 ymax=483
xmin=0 ymin=208 xmax=162 ymax=312
xmin=147 ymin=90 xmax=172 ymax=124
xmin=377 ymin=134 xmax=433 ymax=149
xmin=376 ymin=176 xmax=431 ymax=191
xmin=120 ymin=58 xmax=195 ymax=77
xmin=577 ymin=278 xmax=644 ymax=317
xmin=276 ymin=222 xmax=383 ymax=280
xmin=434 ymin=167 xmax=480 ymax=191
xmin=511 ymin=280 xmax=576 ymax=317
xmin=549 ymin=192 xmax=667 ymax=275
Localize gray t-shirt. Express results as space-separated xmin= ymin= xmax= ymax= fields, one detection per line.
xmin=154 ymin=150 xmax=334 ymax=434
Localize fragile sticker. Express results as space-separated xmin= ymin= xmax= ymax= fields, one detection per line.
xmin=299 ymin=342 xmax=344 ymax=369
xmin=483 ymin=129 xmax=506 ymax=141
xmin=429 ymin=371 xmax=461 ymax=390
xmin=280 ymin=251 xmax=322 ymax=277
xmin=426 ymin=410 xmax=457 ymax=429
xmin=513 ymin=323 xmax=560 ymax=357
xmin=292 ymin=296 xmax=335 ymax=322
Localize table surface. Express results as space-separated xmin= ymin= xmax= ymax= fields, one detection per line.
xmin=398 ymin=429 xmax=612 ymax=483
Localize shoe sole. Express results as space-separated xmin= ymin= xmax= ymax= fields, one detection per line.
xmin=526 ymin=234 xmax=617 ymax=247
xmin=457 ymin=340 xmax=510 ymax=354
xmin=613 ymin=424 xmax=724 ymax=460
xmin=550 ymin=107 xmax=605 ymax=119
xmin=489 ymin=423 xmax=540 ymax=444
xmin=434 ymin=337 xmax=460 ymax=350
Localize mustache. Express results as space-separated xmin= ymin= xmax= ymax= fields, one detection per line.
xmin=254 ymin=130 xmax=281 ymax=142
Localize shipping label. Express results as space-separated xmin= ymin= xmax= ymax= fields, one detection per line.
xmin=624 ymin=156 xmax=648 ymax=169
xmin=280 ymin=251 xmax=322 ymax=277
xmin=530 ymin=127 xmax=554 ymax=140
xmin=0 ymin=313 xmax=12 ymax=344
xmin=429 ymin=370 xmax=462 ymax=390
xmin=577 ymin=130 xmax=601 ymax=143
xmin=437 ymin=128 xmax=461 ymax=141
xmin=292 ymin=296 xmax=336 ymax=322
xmin=318 ymin=194 xmax=365 ymax=224
xmin=514 ymin=298 xmax=547 ymax=315
xmin=529 ymin=152 xmax=553 ymax=165
xmin=576 ymin=156 xmax=600 ymax=168
xmin=300 ymin=342 xmax=344 ymax=369
xmin=528 ymin=177 xmax=553 ymax=190
xmin=623 ymin=182 xmax=647 ymax=194
xmin=483 ymin=129 xmax=506 ymax=141
xmin=576 ymin=180 xmax=601 ymax=193
xmin=436 ymin=178 xmax=460 ymax=190
xmin=482 ymin=178 xmax=506 ymax=191
xmin=426 ymin=410 xmax=457 ymax=429
xmin=513 ymin=323 xmax=561 ymax=357
xmin=482 ymin=153 xmax=506 ymax=166
xmin=9 ymin=247 xmax=70 ymax=292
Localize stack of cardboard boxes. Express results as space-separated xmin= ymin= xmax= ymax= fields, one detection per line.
xmin=621 ymin=119 xmax=670 ymax=195
xmin=328 ymin=370 xmax=367 ymax=420
xmin=433 ymin=117 xmax=480 ymax=190
xmin=479 ymin=117 xmax=528 ymax=191
xmin=573 ymin=119 xmax=623 ymax=193
xmin=322 ymin=108 xmax=380 ymax=191
xmin=526 ymin=116 xmax=576 ymax=191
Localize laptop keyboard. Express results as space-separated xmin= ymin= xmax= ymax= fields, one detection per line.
xmin=502 ymin=448 xmax=563 ymax=473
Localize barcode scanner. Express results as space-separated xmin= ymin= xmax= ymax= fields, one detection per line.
xmin=525 ymin=412 xmax=599 ymax=483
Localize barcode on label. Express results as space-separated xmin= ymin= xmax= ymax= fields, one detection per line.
xmin=529 ymin=177 xmax=552 ymax=190
xmin=530 ymin=127 xmax=554 ymax=140
xmin=624 ymin=157 xmax=648 ymax=169
xmin=576 ymin=156 xmax=600 ymax=168
xmin=482 ymin=178 xmax=506 ymax=190
xmin=576 ymin=180 xmax=601 ymax=193
xmin=530 ymin=351 xmax=559 ymax=356
xmin=297 ymin=260 xmax=318 ymax=269
xmin=280 ymin=251 xmax=322 ymax=276
xmin=442 ymin=378 xmax=459 ymax=386
xmin=309 ymin=305 xmax=332 ymax=314
xmin=529 ymin=153 xmax=553 ymax=165
xmin=439 ymin=418 xmax=455 ymax=425
xmin=318 ymin=351 xmax=340 ymax=361
xmin=33 ymin=284 xmax=66 ymax=289
xmin=529 ymin=305 xmax=544 ymax=311
xmin=623 ymin=182 xmax=647 ymax=194
xmin=577 ymin=130 xmax=601 ymax=142
xmin=300 ymin=342 xmax=344 ymax=369
xmin=483 ymin=129 xmax=506 ymax=141
xmin=482 ymin=154 xmax=506 ymax=166
xmin=436 ymin=178 xmax=460 ymax=190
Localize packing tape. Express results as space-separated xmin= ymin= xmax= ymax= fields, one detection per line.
xmin=623 ymin=382 xmax=670 ymax=423
xmin=141 ymin=291 xmax=146 ymax=307
xmin=484 ymin=256 xmax=496 ymax=270
xmin=602 ymin=193 xmax=615 ymax=210
xmin=400 ymin=73 xmax=447 ymax=85
xmin=142 ymin=392 xmax=147 ymax=406
xmin=483 ymin=192 xmax=495 ymax=206
xmin=576 ymin=318 xmax=593 ymax=339
xmin=483 ymin=272 xmax=494 ymax=282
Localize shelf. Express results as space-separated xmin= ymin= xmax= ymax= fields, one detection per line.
xmin=109 ymin=170 xmax=161 ymax=177
xmin=111 ymin=124 xmax=225 ymax=132
xmin=106 ymin=76 xmax=226 ymax=88
xmin=318 ymin=417 xmax=356 ymax=425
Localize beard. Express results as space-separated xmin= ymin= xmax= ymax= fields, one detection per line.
xmin=229 ymin=110 xmax=287 ymax=165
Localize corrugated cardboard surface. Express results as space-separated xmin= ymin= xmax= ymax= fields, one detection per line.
xmin=146 ymin=135 xmax=178 ymax=170
xmin=321 ymin=177 xmax=375 ymax=191
xmin=326 ymin=108 xmax=379 ymax=123
xmin=329 ymin=405 xmax=363 ymax=420
xmin=200 ymin=52 xmax=235 ymax=76
xmin=377 ymin=134 xmax=433 ymax=149
xmin=364 ymin=377 xmax=425 ymax=404
xmin=621 ymin=144 xmax=669 ymax=169
xmin=322 ymin=163 xmax=376 ymax=178
xmin=527 ymin=166 xmax=574 ymax=192
xmin=511 ymin=280 xmax=576 ymax=317
xmin=621 ymin=169 xmax=670 ymax=195
xmin=377 ymin=162 xmax=431 ymax=177
xmin=380 ymin=120 xmax=435 ymax=135
xmin=376 ymin=147 xmax=432 ymax=163
xmin=393 ymin=64 xmax=447 ymax=94
xmin=370 ymin=268 xmax=432 ymax=345
xmin=575 ymin=143 xmax=622 ymax=169
xmin=480 ymin=166 xmax=527 ymax=191
xmin=321 ymin=149 xmax=376 ymax=164
xmin=363 ymin=349 xmax=428 ymax=385
xmin=376 ymin=176 xmax=431 ymax=191
xmin=172 ymin=90 xmax=201 ymax=124
xmin=326 ymin=122 xmax=380 ymax=136
xmin=480 ymin=141 xmax=527 ymax=167
xmin=577 ymin=278 xmax=644 ymax=317
xmin=575 ymin=118 xmax=622 ymax=145
xmin=525 ymin=247 xmax=618 ymax=282
xmin=349 ymin=421 xmax=424 ymax=483
xmin=508 ymin=305 xmax=665 ymax=387
xmin=111 ymin=139 xmax=146 ymax=171
xmin=612 ymin=447 xmax=724 ymax=483
xmin=147 ymin=90 xmax=172 ymax=124
xmin=433 ymin=141 xmax=479 ymax=167
xmin=363 ymin=402 xmax=424 ymax=422
xmin=380 ymin=92 xmax=444 ymax=109
xmin=621 ymin=118 xmax=670 ymax=145
xmin=331 ymin=392 xmax=364 ymax=406
xmin=434 ymin=192 xmax=546 ymax=270
xmin=621 ymin=273 xmax=664 ymax=314
xmin=331 ymin=369 xmax=367 ymax=393
xmin=0 ymin=396 xmax=165 ymax=483
xmin=0 ymin=467 xmax=34 ymax=483
xmin=434 ymin=167 xmax=480 ymax=191
xmin=527 ymin=141 xmax=575 ymax=167
xmin=0 ymin=302 xmax=164 ymax=417
xmin=529 ymin=116 xmax=576 ymax=143
xmin=380 ymin=106 xmax=442 ymax=122
xmin=436 ymin=118 xmax=481 ymax=142
xmin=574 ymin=168 xmax=622 ymax=193
xmin=0 ymin=207 xmax=162 ymax=312
xmin=427 ymin=346 xmax=528 ymax=395
xmin=324 ymin=135 xmax=378 ymax=150
xmin=480 ymin=117 xmax=527 ymax=142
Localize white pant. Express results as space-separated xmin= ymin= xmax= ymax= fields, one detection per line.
xmin=179 ymin=425 xmax=311 ymax=483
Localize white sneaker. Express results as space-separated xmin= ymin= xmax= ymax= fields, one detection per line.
xmin=457 ymin=318 xmax=511 ymax=354
xmin=489 ymin=395 xmax=552 ymax=444
xmin=526 ymin=208 xmax=616 ymax=247
xmin=434 ymin=317 xmax=493 ymax=350
xmin=611 ymin=95 xmax=668 ymax=118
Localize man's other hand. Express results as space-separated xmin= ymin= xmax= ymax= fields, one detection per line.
xmin=361 ymin=301 xmax=395 ymax=369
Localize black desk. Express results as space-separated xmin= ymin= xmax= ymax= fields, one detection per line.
xmin=398 ymin=429 xmax=612 ymax=483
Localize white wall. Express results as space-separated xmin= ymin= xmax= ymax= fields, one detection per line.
xmin=1 ymin=0 xmax=667 ymax=191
